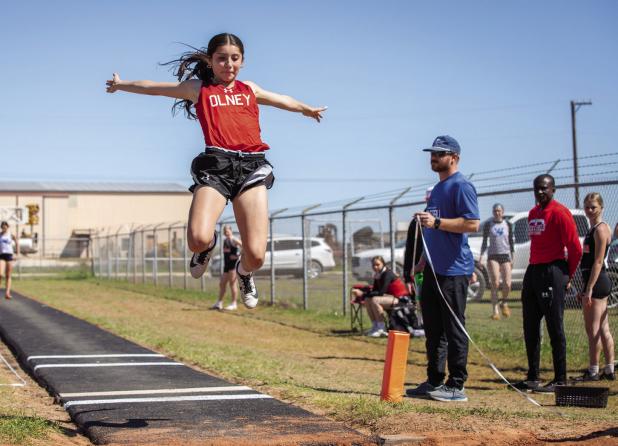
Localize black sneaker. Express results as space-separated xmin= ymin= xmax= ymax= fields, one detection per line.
xmin=534 ymin=380 xmax=566 ymax=393
xmin=510 ymin=380 xmax=540 ymax=392
xmin=570 ymin=370 xmax=600 ymax=382
xmin=189 ymin=232 xmax=217 ymax=279
xmin=600 ymin=370 xmax=616 ymax=381
xmin=235 ymin=259 xmax=258 ymax=309
xmin=405 ymin=381 xmax=439 ymax=398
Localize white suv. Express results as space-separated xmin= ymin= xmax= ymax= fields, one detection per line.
xmin=211 ymin=236 xmax=336 ymax=279
xmin=352 ymin=240 xmax=406 ymax=281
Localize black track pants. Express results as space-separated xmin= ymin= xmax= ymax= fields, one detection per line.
xmin=521 ymin=261 xmax=568 ymax=382
xmin=421 ymin=266 xmax=470 ymax=389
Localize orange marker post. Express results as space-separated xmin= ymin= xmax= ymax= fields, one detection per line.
xmin=380 ymin=330 xmax=410 ymax=402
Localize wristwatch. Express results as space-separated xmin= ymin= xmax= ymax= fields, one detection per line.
xmin=433 ymin=217 xmax=441 ymax=230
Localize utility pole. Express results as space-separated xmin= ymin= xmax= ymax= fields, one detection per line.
xmin=570 ymin=100 xmax=592 ymax=208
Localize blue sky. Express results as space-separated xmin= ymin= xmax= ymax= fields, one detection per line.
xmin=1 ymin=0 xmax=616 ymax=215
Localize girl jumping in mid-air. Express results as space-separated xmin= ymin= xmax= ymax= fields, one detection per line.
xmin=106 ymin=33 xmax=326 ymax=308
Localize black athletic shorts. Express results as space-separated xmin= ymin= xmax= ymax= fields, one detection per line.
xmin=582 ymin=269 xmax=613 ymax=299
xmin=0 ymin=253 xmax=13 ymax=262
xmin=223 ymin=260 xmax=237 ymax=273
xmin=189 ymin=146 xmax=275 ymax=201
xmin=488 ymin=253 xmax=511 ymax=264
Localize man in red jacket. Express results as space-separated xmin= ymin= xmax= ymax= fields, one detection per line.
xmin=514 ymin=174 xmax=583 ymax=393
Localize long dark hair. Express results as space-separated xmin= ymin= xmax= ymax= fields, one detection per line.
xmin=162 ymin=33 xmax=245 ymax=119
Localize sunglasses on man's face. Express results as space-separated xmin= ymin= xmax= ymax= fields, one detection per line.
xmin=431 ymin=151 xmax=454 ymax=158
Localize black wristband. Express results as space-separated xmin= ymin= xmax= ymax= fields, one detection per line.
xmin=434 ymin=217 xmax=441 ymax=230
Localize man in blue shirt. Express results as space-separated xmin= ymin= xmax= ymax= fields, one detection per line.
xmin=406 ymin=135 xmax=480 ymax=402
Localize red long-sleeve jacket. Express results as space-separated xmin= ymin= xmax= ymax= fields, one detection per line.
xmin=528 ymin=199 xmax=583 ymax=278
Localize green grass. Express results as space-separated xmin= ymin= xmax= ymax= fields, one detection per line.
xmin=0 ymin=414 xmax=58 ymax=445
xmin=12 ymin=277 xmax=618 ymax=433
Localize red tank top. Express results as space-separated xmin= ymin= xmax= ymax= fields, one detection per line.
xmin=195 ymin=80 xmax=269 ymax=152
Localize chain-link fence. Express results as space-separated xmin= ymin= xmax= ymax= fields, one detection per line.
xmin=88 ymin=152 xmax=618 ymax=371
xmin=92 ymin=180 xmax=618 ymax=366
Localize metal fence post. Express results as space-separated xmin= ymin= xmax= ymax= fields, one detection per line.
xmin=269 ymin=208 xmax=288 ymax=305
xmin=219 ymin=222 xmax=225 ymax=277
xmin=141 ymin=229 xmax=146 ymax=284
xmin=301 ymin=204 xmax=321 ymax=310
xmin=107 ymin=235 xmax=112 ymax=279
xmin=126 ymin=230 xmax=131 ymax=282
xmin=153 ymin=227 xmax=158 ymax=286
xmin=389 ymin=187 xmax=411 ymax=272
xmin=342 ymin=197 xmax=364 ymax=316
xmin=132 ymin=227 xmax=139 ymax=284
xmin=183 ymin=223 xmax=188 ymax=289
xmin=168 ymin=224 xmax=173 ymax=288
xmin=115 ymin=231 xmax=120 ymax=279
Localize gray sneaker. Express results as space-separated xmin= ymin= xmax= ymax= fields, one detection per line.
xmin=428 ymin=385 xmax=468 ymax=402
xmin=405 ymin=381 xmax=438 ymax=398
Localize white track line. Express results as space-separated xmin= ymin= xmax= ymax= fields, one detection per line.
xmin=59 ymin=386 xmax=253 ymax=398
xmin=0 ymin=352 xmax=27 ymax=387
xmin=64 ymin=394 xmax=273 ymax=408
xmin=27 ymin=354 xmax=165 ymax=361
xmin=34 ymin=362 xmax=182 ymax=371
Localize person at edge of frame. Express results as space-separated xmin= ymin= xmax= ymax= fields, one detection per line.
xmin=405 ymin=135 xmax=480 ymax=403
xmin=571 ymin=192 xmax=615 ymax=382
xmin=511 ymin=174 xmax=583 ymax=393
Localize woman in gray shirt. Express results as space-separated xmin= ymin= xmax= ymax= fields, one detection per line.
xmin=480 ymin=203 xmax=514 ymax=320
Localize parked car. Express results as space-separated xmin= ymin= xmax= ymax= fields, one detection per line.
xmin=352 ymin=240 xmax=406 ymax=281
xmin=468 ymin=209 xmax=589 ymax=302
xmin=210 ymin=236 xmax=335 ymax=279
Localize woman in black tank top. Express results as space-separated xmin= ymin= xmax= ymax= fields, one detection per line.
xmin=211 ymin=225 xmax=242 ymax=311
xmin=574 ymin=193 xmax=615 ymax=381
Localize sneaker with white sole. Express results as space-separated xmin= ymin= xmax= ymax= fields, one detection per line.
xmin=428 ymin=385 xmax=468 ymax=402
xmin=405 ymin=381 xmax=439 ymax=398
xmin=224 ymin=303 xmax=237 ymax=311
xmin=368 ymin=328 xmax=387 ymax=338
xmin=211 ymin=301 xmax=223 ymax=310
xmin=412 ymin=329 xmax=425 ymax=338
xmin=189 ymin=232 xmax=217 ymax=279
xmin=236 ymin=260 xmax=258 ymax=309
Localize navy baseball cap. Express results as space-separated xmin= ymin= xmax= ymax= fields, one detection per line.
xmin=422 ymin=135 xmax=461 ymax=154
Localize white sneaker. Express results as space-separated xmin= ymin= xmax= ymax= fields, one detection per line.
xmin=368 ymin=328 xmax=387 ymax=338
xmin=224 ymin=303 xmax=237 ymax=311
xmin=189 ymin=232 xmax=217 ymax=279
xmin=412 ymin=329 xmax=425 ymax=338
xmin=211 ymin=301 xmax=223 ymax=310
xmin=236 ymin=260 xmax=258 ymax=309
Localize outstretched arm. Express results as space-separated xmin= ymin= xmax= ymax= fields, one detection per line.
xmin=106 ymin=73 xmax=201 ymax=103
xmin=243 ymin=81 xmax=327 ymax=122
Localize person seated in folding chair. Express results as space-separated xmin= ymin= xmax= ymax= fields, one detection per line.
xmin=350 ymin=255 xmax=408 ymax=337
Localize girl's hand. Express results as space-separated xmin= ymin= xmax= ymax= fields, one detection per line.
xmin=302 ymin=106 xmax=328 ymax=123
xmin=106 ymin=73 xmax=121 ymax=93
xmin=583 ymin=289 xmax=593 ymax=307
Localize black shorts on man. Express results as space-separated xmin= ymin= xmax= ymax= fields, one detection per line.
xmin=189 ymin=146 xmax=275 ymax=201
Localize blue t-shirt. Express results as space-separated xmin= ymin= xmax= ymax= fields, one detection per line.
xmin=424 ymin=171 xmax=480 ymax=276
